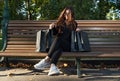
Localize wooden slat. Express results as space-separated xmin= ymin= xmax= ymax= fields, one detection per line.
xmin=7 ymin=38 xmax=36 ymax=41
xmin=6 ymin=48 xmax=120 ymax=52
xmin=8 ymin=26 xmax=120 ymax=30
xmin=8 ymin=23 xmax=49 ymax=26
xmin=91 ymin=44 xmax=120 ymax=47
xmin=4 ymin=49 xmax=35 ymax=53
xmin=7 ymin=45 xmax=35 ymax=48
xmin=8 ymin=20 xmax=55 ymax=23
xmin=9 ymin=20 xmax=120 ymax=23
xmin=90 ymin=42 xmax=120 ymax=44
xmin=6 ymin=48 xmax=35 ymax=50
xmin=91 ymin=47 xmax=120 ymax=51
xmin=89 ymin=38 xmax=120 ymax=42
xmin=7 ymin=26 xmax=48 ymax=28
xmin=7 ymin=30 xmax=37 ymax=34
xmin=8 ymin=23 xmax=120 ymax=27
xmin=7 ymin=41 xmax=35 ymax=45
xmin=1 ymin=52 xmax=120 ymax=58
xmin=7 ymin=34 xmax=36 ymax=37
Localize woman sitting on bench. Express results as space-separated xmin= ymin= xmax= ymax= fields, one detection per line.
xmin=34 ymin=6 xmax=79 ymax=76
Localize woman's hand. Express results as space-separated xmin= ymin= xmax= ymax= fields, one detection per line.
xmin=76 ymin=28 xmax=81 ymax=32
xmin=49 ymin=23 xmax=55 ymax=29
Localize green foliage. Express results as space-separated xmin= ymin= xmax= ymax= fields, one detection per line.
xmin=93 ymin=0 xmax=114 ymax=20
xmin=40 ymin=0 xmax=62 ymax=20
xmin=40 ymin=0 xmax=95 ymax=20
xmin=73 ymin=0 xmax=95 ymax=20
xmin=0 ymin=0 xmax=4 ymax=29
xmin=9 ymin=0 xmax=26 ymax=20
xmin=0 ymin=0 xmax=120 ymax=20
xmin=0 ymin=40 xmax=1 ymax=49
xmin=0 ymin=32 xmax=1 ymax=50
xmin=117 ymin=0 xmax=120 ymax=9
xmin=106 ymin=7 xmax=120 ymax=20
xmin=0 ymin=31 xmax=1 ymax=38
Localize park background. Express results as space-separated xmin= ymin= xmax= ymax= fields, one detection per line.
xmin=0 ymin=0 xmax=120 ymax=54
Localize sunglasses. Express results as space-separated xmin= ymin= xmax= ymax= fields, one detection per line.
xmin=64 ymin=12 xmax=71 ymax=16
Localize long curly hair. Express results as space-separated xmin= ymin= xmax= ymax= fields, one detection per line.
xmin=56 ymin=7 xmax=77 ymax=31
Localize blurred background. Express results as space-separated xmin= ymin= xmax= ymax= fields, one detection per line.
xmin=0 ymin=0 xmax=120 ymax=50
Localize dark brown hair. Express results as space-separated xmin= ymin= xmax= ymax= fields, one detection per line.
xmin=56 ymin=7 xmax=77 ymax=31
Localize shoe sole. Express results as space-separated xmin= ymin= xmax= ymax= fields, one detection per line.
xmin=48 ymin=72 xmax=60 ymax=76
xmin=34 ymin=65 xmax=49 ymax=70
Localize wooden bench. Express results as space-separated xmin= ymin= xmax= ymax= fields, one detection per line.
xmin=0 ymin=20 xmax=120 ymax=77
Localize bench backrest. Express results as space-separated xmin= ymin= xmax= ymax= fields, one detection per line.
xmin=6 ymin=20 xmax=120 ymax=53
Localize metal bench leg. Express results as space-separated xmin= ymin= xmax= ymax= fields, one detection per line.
xmin=76 ymin=58 xmax=81 ymax=78
xmin=4 ymin=57 xmax=10 ymax=67
xmin=0 ymin=57 xmax=5 ymax=62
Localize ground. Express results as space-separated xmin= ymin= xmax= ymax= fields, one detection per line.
xmin=1 ymin=67 xmax=120 ymax=81
xmin=1 ymin=59 xmax=120 ymax=81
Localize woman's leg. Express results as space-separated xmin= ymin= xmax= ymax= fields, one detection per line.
xmin=50 ymin=48 xmax=62 ymax=65
xmin=47 ymin=37 xmax=63 ymax=76
xmin=48 ymin=37 xmax=70 ymax=64
xmin=47 ymin=37 xmax=62 ymax=59
xmin=48 ymin=48 xmax=62 ymax=76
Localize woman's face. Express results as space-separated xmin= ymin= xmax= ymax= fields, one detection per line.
xmin=64 ymin=9 xmax=71 ymax=20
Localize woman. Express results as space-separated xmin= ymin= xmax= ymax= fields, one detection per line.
xmin=34 ymin=7 xmax=79 ymax=76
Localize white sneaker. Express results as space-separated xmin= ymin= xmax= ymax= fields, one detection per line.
xmin=34 ymin=59 xmax=50 ymax=70
xmin=48 ymin=64 xmax=60 ymax=76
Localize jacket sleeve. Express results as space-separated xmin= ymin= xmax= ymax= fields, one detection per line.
xmin=52 ymin=27 xmax=58 ymax=35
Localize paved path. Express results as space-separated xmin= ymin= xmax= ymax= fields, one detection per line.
xmin=0 ymin=67 xmax=120 ymax=81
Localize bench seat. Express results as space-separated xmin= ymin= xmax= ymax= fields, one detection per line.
xmin=1 ymin=52 xmax=120 ymax=58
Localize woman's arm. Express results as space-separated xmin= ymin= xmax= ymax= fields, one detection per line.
xmin=49 ymin=23 xmax=59 ymax=35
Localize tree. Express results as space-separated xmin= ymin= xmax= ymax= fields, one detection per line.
xmin=106 ymin=6 xmax=120 ymax=20
xmin=9 ymin=0 xmax=26 ymax=20
xmin=40 ymin=0 xmax=95 ymax=20
xmin=0 ymin=0 xmax=4 ymax=29
xmin=0 ymin=0 xmax=119 ymax=20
